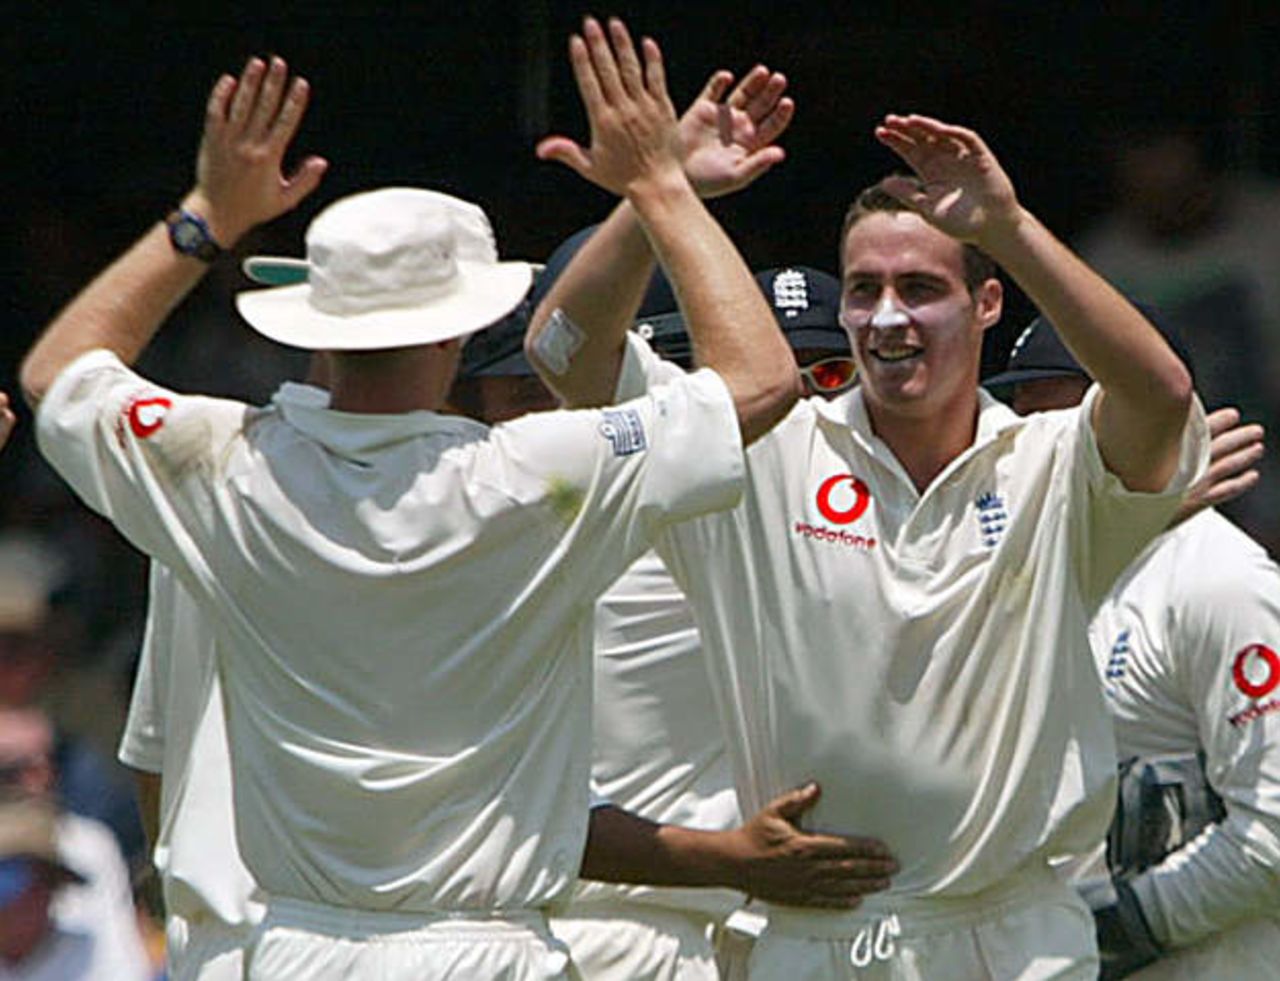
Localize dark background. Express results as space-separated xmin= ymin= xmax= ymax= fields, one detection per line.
xmin=6 ymin=2 xmax=1279 ymax=347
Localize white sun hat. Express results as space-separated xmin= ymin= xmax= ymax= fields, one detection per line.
xmin=235 ymin=187 xmax=534 ymax=351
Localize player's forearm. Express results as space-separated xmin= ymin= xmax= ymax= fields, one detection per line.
xmin=21 ymin=221 xmax=210 ymax=406
xmin=981 ymin=209 xmax=1193 ymax=489
xmin=628 ymin=172 xmax=801 ymax=445
xmin=1131 ymin=816 xmax=1280 ymax=949
xmin=525 ymin=202 xmax=654 ymax=409
xmin=582 ymin=804 xmax=744 ymax=890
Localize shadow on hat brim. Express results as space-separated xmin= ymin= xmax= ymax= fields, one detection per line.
xmin=982 ymin=366 xmax=1091 ymax=390
xmin=235 ymin=261 xmax=534 ymax=351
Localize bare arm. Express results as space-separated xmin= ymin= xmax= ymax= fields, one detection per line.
xmin=877 ymin=115 xmax=1194 ymax=491
xmin=583 ymin=783 xmax=897 ymax=909
xmin=21 ymin=56 xmax=327 ymax=406
xmin=529 ymin=20 xmax=799 ymax=439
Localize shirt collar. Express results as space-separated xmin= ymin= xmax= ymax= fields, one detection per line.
xmin=269 ymin=384 xmax=488 ymax=456
xmin=812 ymin=385 xmax=1024 ymax=452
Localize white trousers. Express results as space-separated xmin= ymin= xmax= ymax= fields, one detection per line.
xmin=244 ymin=896 xmax=577 ymax=980
xmin=551 ymin=901 xmax=720 ymax=980
xmin=166 ymin=913 xmax=254 ymax=981
xmin=751 ymin=863 xmax=1098 ymax=980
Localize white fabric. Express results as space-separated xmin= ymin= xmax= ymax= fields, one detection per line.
xmin=752 ymin=865 xmax=1097 ymax=980
xmin=119 ymin=558 xmax=273 ymax=978
xmin=617 ymin=333 xmax=1206 ymax=948
xmin=1087 ymin=509 xmax=1280 ymax=973
xmin=572 ymin=551 xmax=742 ymax=918
xmin=247 ymin=899 xmax=575 ymax=981
xmin=38 ymin=348 xmax=743 ymax=917
xmin=51 ymin=813 xmax=151 ymax=980
xmin=552 ymin=901 xmax=719 ymax=980
xmin=236 ymin=188 xmax=534 ymax=350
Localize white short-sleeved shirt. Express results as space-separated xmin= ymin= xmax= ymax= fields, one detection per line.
xmin=571 ymin=550 xmax=742 ymax=917
xmin=38 ymin=350 xmax=744 ymax=913
xmin=119 ymin=560 xmax=266 ymax=935
xmin=1089 ymin=509 xmax=1280 ymax=960
xmin=620 ymin=334 xmax=1207 ymax=901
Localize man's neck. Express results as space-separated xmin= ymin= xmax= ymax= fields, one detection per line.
xmin=865 ymin=391 xmax=981 ymax=493
xmin=326 ymin=345 xmax=456 ymax=414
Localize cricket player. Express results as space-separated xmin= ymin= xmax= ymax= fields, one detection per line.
xmin=530 ymin=39 xmax=1210 ymax=973
xmin=994 ymin=317 xmax=1280 ymax=979
xmin=23 ymin=34 xmax=895 ymax=979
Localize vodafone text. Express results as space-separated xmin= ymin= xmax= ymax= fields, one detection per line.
xmin=793 ymin=520 xmax=877 ymax=551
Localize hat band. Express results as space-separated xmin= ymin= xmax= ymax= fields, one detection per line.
xmin=309 ymin=270 xmax=465 ymax=317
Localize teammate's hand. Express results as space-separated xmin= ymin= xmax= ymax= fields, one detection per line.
xmin=537 ymin=17 xmax=683 ymax=197
xmin=679 ymin=65 xmax=794 ymax=199
xmin=874 ymin=114 xmax=1022 ymax=246
xmin=0 ymin=391 xmax=15 ymax=453
xmin=186 ymin=56 xmax=328 ymax=248
xmin=725 ymin=782 xmax=897 ymax=909
xmin=1172 ymin=406 xmax=1265 ymax=525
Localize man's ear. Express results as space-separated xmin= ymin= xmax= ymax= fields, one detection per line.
xmin=975 ymin=277 xmax=1003 ymax=332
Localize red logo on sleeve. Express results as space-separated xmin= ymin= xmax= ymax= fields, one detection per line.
xmin=816 ymin=474 xmax=872 ymax=526
xmin=125 ymin=396 xmax=173 ymax=439
xmin=1232 ymin=644 xmax=1280 ymax=699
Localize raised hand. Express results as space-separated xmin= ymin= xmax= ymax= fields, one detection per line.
xmin=1173 ymin=407 xmax=1265 ymax=525
xmin=874 ymin=114 xmax=1021 ymax=245
xmin=536 ymin=17 xmax=682 ymax=197
xmin=679 ymin=65 xmax=794 ymax=199
xmin=725 ymin=782 xmax=897 ymax=908
xmin=0 ymin=392 xmax=15 ymax=453
xmin=188 ymin=56 xmax=328 ymax=247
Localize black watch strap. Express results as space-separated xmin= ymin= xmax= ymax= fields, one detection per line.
xmin=166 ymin=208 xmax=224 ymax=263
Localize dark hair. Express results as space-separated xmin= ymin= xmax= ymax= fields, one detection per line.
xmin=839 ymin=180 xmax=997 ymax=293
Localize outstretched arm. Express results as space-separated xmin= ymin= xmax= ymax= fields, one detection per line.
xmin=583 ymin=782 xmax=897 ymax=909
xmin=527 ymin=19 xmax=794 ymax=421
xmin=21 ymin=56 xmax=327 ymax=406
xmin=876 ymin=114 xmax=1194 ymax=491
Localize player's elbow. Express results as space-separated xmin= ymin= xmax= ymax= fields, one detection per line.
xmin=18 ymin=350 xmax=55 ymax=409
xmin=735 ymin=363 xmax=803 ymax=446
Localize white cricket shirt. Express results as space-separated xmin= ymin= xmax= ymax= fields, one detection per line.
xmin=39 ymin=349 xmax=744 ymax=913
xmin=573 ymin=549 xmax=742 ymax=917
xmin=119 ymin=560 xmax=266 ymax=933
xmin=620 ymin=334 xmax=1207 ymax=900
xmin=1090 ymin=509 xmax=1280 ymax=957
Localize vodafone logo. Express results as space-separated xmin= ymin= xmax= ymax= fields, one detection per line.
xmin=126 ymin=396 xmax=172 ymax=439
xmin=816 ymin=473 xmax=871 ymax=525
xmin=1232 ymin=644 xmax=1280 ymax=700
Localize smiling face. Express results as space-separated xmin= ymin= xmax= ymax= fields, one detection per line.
xmin=840 ymin=210 xmax=1001 ymax=425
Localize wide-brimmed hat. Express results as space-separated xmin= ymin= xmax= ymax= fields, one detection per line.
xmin=236 ymin=188 xmax=534 ymax=351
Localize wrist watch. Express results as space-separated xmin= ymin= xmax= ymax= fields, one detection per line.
xmin=165 ymin=208 xmax=224 ymax=262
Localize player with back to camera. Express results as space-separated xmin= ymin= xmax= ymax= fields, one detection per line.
xmin=21 ymin=28 xmax=895 ymax=980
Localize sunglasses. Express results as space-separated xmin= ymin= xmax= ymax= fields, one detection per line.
xmin=799 ymin=355 xmax=857 ymax=395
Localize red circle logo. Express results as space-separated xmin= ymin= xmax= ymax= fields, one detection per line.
xmin=1232 ymin=644 xmax=1280 ymax=699
xmin=127 ymin=396 xmax=172 ymax=439
xmin=816 ymin=474 xmax=871 ymax=525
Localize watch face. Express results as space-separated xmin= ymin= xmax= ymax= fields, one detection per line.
xmin=173 ymin=219 xmax=202 ymax=251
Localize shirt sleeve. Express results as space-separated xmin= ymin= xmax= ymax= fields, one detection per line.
xmin=35 ymin=349 xmax=249 ymax=584
xmin=117 ymin=563 xmax=173 ymax=774
xmin=481 ymin=361 xmax=745 ymax=550
xmin=1071 ymin=384 xmax=1210 ymax=610
xmin=1131 ymin=539 xmax=1280 ymax=948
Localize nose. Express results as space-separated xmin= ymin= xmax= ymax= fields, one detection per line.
xmin=869 ymin=295 xmax=910 ymax=331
